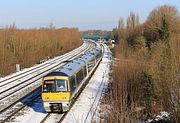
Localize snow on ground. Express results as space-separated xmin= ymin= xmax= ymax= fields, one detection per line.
xmin=13 ymin=110 xmax=46 ymax=123
xmin=7 ymin=96 xmax=47 ymax=123
xmin=0 ymin=43 xmax=89 ymax=113
xmin=7 ymin=45 xmax=111 ymax=123
xmin=43 ymin=114 xmax=63 ymax=123
xmin=0 ymin=43 xmax=86 ymax=81
xmin=62 ymin=45 xmax=112 ymax=123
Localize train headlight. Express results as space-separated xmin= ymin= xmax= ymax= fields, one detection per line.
xmin=43 ymin=102 xmax=50 ymax=107
xmin=45 ymin=97 xmax=49 ymax=99
xmin=62 ymin=102 xmax=69 ymax=107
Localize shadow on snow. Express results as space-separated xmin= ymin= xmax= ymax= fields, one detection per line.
xmin=20 ymin=88 xmax=46 ymax=114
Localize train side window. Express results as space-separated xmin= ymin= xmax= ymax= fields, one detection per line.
xmin=87 ymin=60 xmax=95 ymax=72
xmin=69 ymin=76 xmax=76 ymax=93
xmin=76 ymin=69 xmax=84 ymax=84
xmin=83 ymin=66 xmax=87 ymax=76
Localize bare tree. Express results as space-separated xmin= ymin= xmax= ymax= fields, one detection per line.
xmin=118 ymin=17 xmax=125 ymax=29
xmin=127 ymin=12 xmax=139 ymax=29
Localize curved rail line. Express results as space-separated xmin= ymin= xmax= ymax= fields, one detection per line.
xmin=0 ymin=88 xmax=41 ymax=123
xmin=0 ymin=41 xmax=97 ymax=115
xmin=0 ymin=45 xmax=90 ymax=101
xmin=0 ymin=42 xmax=88 ymax=85
xmin=0 ymin=41 xmax=103 ymax=123
xmin=0 ymin=43 xmax=89 ymax=88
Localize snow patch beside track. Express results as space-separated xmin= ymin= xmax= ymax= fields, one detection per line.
xmin=62 ymin=45 xmax=111 ymax=123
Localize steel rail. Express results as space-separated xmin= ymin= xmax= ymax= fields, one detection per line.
xmin=0 ymin=41 xmax=97 ymax=122
xmin=0 ymin=42 xmax=89 ymax=87
xmin=0 ymin=44 xmax=93 ymax=99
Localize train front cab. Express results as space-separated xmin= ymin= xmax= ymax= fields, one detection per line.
xmin=42 ymin=76 xmax=70 ymax=112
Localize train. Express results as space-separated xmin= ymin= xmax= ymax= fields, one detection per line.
xmin=41 ymin=45 xmax=103 ymax=112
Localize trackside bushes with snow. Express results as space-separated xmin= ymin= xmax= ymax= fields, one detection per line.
xmin=95 ymin=5 xmax=180 ymax=123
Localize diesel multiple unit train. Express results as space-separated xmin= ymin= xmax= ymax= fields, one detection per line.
xmin=41 ymin=45 xmax=103 ymax=112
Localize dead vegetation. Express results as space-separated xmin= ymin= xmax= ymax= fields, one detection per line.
xmin=0 ymin=25 xmax=81 ymax=76
xmin=99 ymin=5 xmax=180 ymax=123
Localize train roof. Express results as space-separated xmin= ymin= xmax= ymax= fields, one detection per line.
xmin=44 ymin=47 xmax=102 ymax=78
xmin=44 ymin=71 xmax=68 ymax=77
xmin=59 ymin=58 xmax=86 ymax=77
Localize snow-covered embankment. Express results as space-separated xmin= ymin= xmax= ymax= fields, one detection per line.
xmin=62 ymin=45 xmax=112 ymax=123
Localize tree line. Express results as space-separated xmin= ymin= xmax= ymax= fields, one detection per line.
xmin=100 ymin=5 xmax=180 ymax=123
xmin=0 ymin=25 xmax=81 ymax=76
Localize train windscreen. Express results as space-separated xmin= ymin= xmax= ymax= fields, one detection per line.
xmin=56 ymin=80 xmax=68 ymax=92
xmin=43 ymin=80 xmax=67 ymax=92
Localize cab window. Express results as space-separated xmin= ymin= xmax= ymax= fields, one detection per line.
xmin=56 ymin=80 xmax=67 ymax=92
xmin=43 ymin=79 xmax=68 ymax=92
xmin=43 ymin=80 xmax=56 ymax=92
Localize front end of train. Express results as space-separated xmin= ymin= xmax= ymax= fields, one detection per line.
xmin=42 ymin=76 xmax=70 ymax=112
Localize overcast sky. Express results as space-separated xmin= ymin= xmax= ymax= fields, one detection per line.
xmin=0 ymin=0 xmax=179 ymax=30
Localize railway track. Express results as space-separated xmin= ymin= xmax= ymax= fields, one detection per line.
xmin=0 ymin=41 xmax=97 ymax=123
xmin=0 ymin=87 xmax=66 ymax=123
xmin=41 ymin=45 xmax=106 ymax=123
xmin=0 ymin=88 xmax=41 ymax=123
xmin=0 ymin=42 xmax=87 ymax=87
xmin=0 ymin=87 xmax=64 ymax=123
xmin=61 ymin=44 xmax=111 ymax=123
xmin=40 ymin=113 xmax=64 ymax=123
xmin=0 ymin=43 xmax=90 ymax=87
xmin=40 ymin=113 xmax=51 ymax=123
xmin=0 ymin=42 xmax=89 ymax=89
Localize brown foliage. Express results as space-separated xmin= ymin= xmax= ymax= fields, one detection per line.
xmin=144 ymin=5 xmax=180 ymax=43
xmin=101 ymin=5 xmax=180 ymax=123
xmin=127 ymin=12 xmax=140 ymax=29
xmin=0 ymin=26 xmax=81 ymax=76
xmin=146 ymin=5 xmax=179 ymax=30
